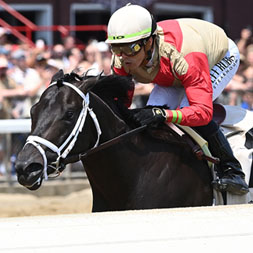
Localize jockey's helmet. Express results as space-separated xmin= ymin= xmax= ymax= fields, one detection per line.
xmin=106 ymin=4 xmax=157 ymax=44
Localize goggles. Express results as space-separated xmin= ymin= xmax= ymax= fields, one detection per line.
xmin=110 ymin=41 xmax=143 ymax=56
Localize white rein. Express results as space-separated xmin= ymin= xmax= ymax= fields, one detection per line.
xmin=25 ymin=81 xmax=101 ymax=181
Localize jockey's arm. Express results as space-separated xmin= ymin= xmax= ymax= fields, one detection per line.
xmin=165 ymin=52 xmax=213 ymax=127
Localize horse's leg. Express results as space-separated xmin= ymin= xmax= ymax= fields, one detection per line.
xmin=91 ymin=189 xmax=109 ymax=212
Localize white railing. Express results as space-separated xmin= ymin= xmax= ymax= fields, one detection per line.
xmin=0 ymin=119 xmax=31 ymax=134
xmin=0 ymin=119 xmax=31 ymax=184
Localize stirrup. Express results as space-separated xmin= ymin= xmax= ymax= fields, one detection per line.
xmin=212 ymin=178 xmax=249 ymax=195
xmin=212 ymin=179 xmax=228 ymax=192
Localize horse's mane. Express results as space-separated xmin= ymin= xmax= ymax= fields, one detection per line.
xmin=85 ymin=74 xmax=134 ymax=105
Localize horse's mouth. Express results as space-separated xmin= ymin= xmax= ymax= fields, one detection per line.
xmin=17 ymin=163 xmax=44 ymax=191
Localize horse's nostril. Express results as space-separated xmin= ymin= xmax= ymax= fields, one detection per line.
xmin=15 ymin=161 xmax=27 ymax=173
xmin=18 ymin=174 xmax=27 ymax=185
xmin=26 ymin=163 xmax=43 ymax=174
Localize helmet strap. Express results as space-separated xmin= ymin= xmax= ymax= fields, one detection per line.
xmin=141 ymin=36 xmax=155 ymax=66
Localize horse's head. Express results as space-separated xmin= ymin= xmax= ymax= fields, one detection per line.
xmin=15 ymin=70 xmax=133 ymax=190
xmin=15 ymin=70 xmax=103 ymax=190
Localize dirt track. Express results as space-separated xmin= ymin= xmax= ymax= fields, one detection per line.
xmin=1 ymin=204 xmax=253 ymax=252
xmin=0 ymin=188 xmax=92 ymax=217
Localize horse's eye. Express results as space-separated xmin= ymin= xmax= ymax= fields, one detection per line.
xmin=65 ymin=111 xmax=74 ymax=120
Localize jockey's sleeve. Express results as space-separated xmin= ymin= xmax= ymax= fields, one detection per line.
xmin=166 ymin=52 xmax=213 ymax=126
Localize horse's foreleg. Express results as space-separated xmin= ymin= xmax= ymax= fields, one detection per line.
xmin=91 ymin=189 xmax=109 ymax=212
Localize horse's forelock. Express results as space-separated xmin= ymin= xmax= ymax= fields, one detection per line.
xmin=51 ymin=72 xmax=83 ymax=89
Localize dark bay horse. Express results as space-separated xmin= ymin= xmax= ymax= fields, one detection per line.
xmin=15 ymin=70 xmax=213 ymax=212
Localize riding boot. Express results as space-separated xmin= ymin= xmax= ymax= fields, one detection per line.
xmin=207 ymin=129 xmax=249 ymax=195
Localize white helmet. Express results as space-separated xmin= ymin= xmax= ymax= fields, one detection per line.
xmin=106 ymin=4 xmax=157 ymax=44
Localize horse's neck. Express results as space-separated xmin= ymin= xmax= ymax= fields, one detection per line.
xmin=90 ymin=92 xmax=128 ymax=142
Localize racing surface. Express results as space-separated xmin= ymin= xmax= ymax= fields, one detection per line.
xmin=0 ymin=188 xmax=92 ymax=217
xmin=0 ymin=204 xmax=252 ymax=252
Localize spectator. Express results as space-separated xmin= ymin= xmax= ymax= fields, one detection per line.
xmin=26 ymin=38 xmax=49 ymax=68
xmin=51 ymin=44 xmax=65 ymax=60
xmin=32 ymin=57 xmax=61 ymax=92
xmin=62 ymin=35 xmax=76 ymax=51
xmin=101 ymin=56 xmax=112 ymax=75
xmin=65 ymin=47 xmax=83 ymax=73
xmin=241 ymin=90 xmax=253 ymax=110
xmin=236 ymin=25 xmax=253 ymax=57
xmin=0 ymin=27 xmax=8 ymax=46
xmin=97 ymin=41 xmax=111 ymax=58
xmin=7 ymin=49 xmax=42 ymax=118
xmin=223 ymin=56 xmax=248 ymax=105
xmin=83 ymin=41 xmax=103 ymax=75
xmin=77 ymin=60 xmax=92 ymax=75
xmin=45 ymin=58 xmax=64 ymax=80
xmin=0 ymin=55 xmax=19 ymax=119
xmin=224 ymin=44 xmax=253 ymax=106
xmin=242 ymin=44 xmax=253 ymax=89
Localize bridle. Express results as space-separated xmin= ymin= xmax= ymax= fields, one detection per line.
xmin=24 ymin=81 xmax=102 ymax=183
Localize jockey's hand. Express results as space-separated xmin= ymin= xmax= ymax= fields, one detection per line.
xmin=133 ymin=107 xmax=167 ymax=127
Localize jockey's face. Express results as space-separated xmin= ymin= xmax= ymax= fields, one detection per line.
xmin=121 ymin=46 xmax=145 ymax=70
xmin=116 ymin=37 xmax=153 ymax=71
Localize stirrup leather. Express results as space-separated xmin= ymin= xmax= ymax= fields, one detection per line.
xmin=166 ymin=122 xmax=220 ymax=167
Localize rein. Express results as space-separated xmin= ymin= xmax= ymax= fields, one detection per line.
xmin=64 ymin=124 xmax=147 ymax=164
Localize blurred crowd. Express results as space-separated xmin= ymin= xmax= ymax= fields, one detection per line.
xmin=221 ymin=25 xmax=253 ymax=110
xmin=0 ymin=29 xmax=113 ymax=120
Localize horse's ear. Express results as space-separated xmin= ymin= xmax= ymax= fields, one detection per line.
xmin=51 ymin=69 xmax=64 ymax=83
xmin=78 ymin=72 xmax=104 ymax=93
xmin=78 ymin=76 xmax=98 ymax=94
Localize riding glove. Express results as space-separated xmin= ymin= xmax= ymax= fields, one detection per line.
xmin=133 ymin=107 xmax=167 ymax=127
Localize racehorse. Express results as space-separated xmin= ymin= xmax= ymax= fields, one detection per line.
xmin=15 ymin=70 xmax=214 ymax=212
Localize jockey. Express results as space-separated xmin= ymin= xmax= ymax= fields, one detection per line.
xmin=105 ymin=4 xmax=249 ymax=195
